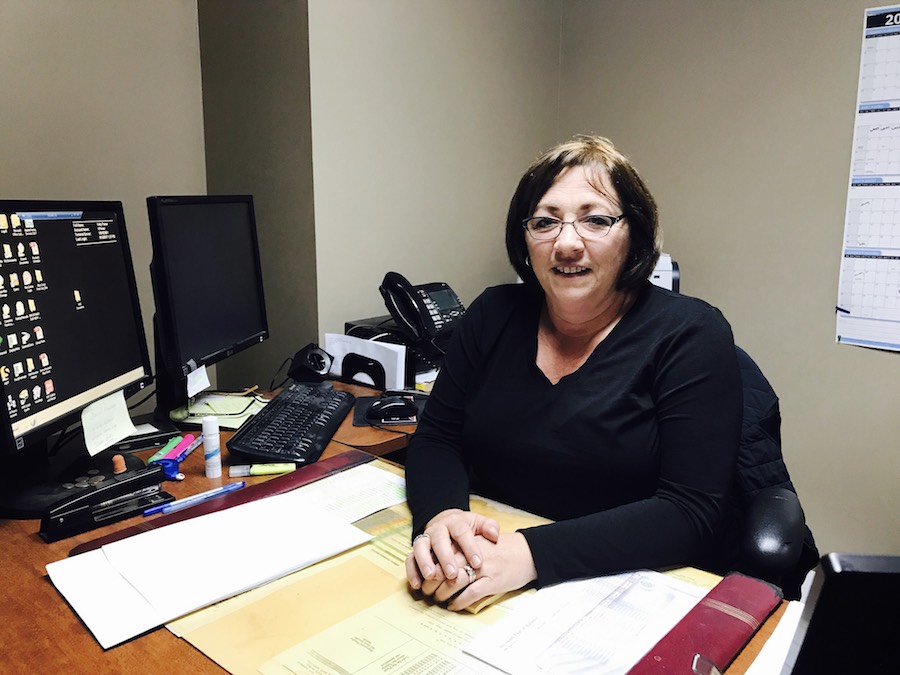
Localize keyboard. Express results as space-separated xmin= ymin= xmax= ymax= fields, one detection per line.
xmin=226 ymin=382 xmax=356 ymax=464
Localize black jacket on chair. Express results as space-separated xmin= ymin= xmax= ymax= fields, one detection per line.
xmin=732 ymin=346 xmax=819 ymax=599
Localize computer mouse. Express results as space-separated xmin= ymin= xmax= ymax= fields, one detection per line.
xmin=365 ymin=395 xmax=418 ymax=423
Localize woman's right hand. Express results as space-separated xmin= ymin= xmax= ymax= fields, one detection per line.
xmin=405 ymin=508 xmax=500 ymax=590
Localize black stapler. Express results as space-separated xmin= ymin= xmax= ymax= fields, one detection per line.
xmin=39 ymin=464 xmax=174 ymax=543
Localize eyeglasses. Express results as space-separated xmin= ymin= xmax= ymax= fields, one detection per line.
xmin=522 ymin=214 xmax=626 ymax=241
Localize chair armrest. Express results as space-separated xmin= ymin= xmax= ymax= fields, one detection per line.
xmin=741 ymin=487 xmax=805 ymax=582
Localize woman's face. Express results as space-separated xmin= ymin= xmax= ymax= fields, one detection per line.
xmin=525 ymin=165 xmax=632 ymax=319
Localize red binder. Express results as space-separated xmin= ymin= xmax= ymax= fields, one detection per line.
xmin=628 ymin=572 xmax=782 ymax=674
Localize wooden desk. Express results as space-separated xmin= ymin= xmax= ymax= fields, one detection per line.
xmin=0 ymin=383 xmax=411 ymax=673
xmin=0 ymin=388 xmax=780 ymax=673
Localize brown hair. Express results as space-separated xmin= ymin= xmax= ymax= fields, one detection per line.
xmin=506 ymin=135 xmax=660 ymax=292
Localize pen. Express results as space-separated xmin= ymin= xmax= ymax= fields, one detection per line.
xmin=143 ymin=481 xmax=245 ymax=516
xmin=228 ymin=463 xmax=296 ymax=477
xmin=96 ymin=484 xmax=161 ymax=510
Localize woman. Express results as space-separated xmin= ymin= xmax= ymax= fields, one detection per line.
xmin=404 ymin=135 xmax=742 ymax=611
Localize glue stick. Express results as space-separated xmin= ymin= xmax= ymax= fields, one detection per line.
xmin=202 ymin=415 xmax=222 ymax=478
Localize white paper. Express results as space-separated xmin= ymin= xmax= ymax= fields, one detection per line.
xmin=186 ymin=364 xmax=211 ymax=398
xmin=464 ymin=570 xmax=706 ymax=675
xmin=45 ymin=549 xmax=166 ymax=648
xmin=324 ymin=332 xmax=406 ymax=389
xmin=46 ymin=464 xmax=407 ymax=649
xmin=80 ymin=389 xmax=136 ymax=456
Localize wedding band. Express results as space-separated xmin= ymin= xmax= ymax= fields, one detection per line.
xmin=464 ymin=564 xmax=476 ymax=584
xmin=413 ymin=533 xmax=431 ymax=544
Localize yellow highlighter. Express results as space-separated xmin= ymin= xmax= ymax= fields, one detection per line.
xmin=228 ymin=463 xmax=296 ymax=477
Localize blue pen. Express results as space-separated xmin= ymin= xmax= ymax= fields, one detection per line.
xmin=143 ymin=481 xmax=245 ymax=516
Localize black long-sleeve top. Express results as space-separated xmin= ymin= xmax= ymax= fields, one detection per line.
xmin=405 ymin=282 xmax=743 ymax=588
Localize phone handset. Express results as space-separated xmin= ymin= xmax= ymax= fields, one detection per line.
xmin=379 ymin=271 xmax=465 ymax=344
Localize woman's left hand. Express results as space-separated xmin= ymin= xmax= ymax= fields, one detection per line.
xmin=411 ymin=532 xmax=538 ymax=611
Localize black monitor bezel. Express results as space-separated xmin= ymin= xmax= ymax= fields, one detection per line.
xmin=147 ymin=194 xmax=269 ymax=411
xmin=0 ymin=199 xmax=153 ymax=457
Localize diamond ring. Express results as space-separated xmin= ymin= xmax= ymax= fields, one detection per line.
xmin=464 ymin=564 xmax=476 ymax=584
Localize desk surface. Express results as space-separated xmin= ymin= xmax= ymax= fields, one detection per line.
xmin=0 ymin=383 xmax=780 ymax=673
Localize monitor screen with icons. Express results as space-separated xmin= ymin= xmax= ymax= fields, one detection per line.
xmin=0 ymin=200 xmax=152 ymax=517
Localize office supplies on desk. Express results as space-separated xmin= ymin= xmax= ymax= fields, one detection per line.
xmin=39 ymin=464 xmax=173 ymax=542
xmin=69 ymin=449 xmax=375 ymax=556
xmin=46 ymin=460 xmax=405 ymax=649
xmin=324 ymin=332 xmax=407 ymax=389
xmin=227 ymin=381 xmax=355 ymax=464
xmin=229 ymin=463 xmax=296 ymax=477
xmin=148 ymin=435 xmax=182 ymax=463
xmin=143 ymin=481 xmax=245 ymax=516
xmin=115 ymin=414 xmax=181 ymax=453
xmin=202 ymin=416 xmax=222 ymax=478
xmin=164 ymin=433 xmax=198 ymax=460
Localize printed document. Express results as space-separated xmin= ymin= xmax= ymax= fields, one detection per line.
xmin=464 ymin=570 xmax=707 ymax=675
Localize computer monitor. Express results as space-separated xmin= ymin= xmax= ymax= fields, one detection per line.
xmin=786 ymin=552 xmax=900 ymax=673
xmin=0 ymin=200 xmax=153 ymax=518
xmin=147 ymin=195 xmax=268 ymax=419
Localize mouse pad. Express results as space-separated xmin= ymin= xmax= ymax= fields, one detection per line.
xmin=352 ymin=396 xmax=425 ymax=426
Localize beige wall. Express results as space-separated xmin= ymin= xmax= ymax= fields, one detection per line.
xmin=307 ymin=0 xmax=562 ymax=334
xmin=559 ymin=0 xmax=899 ymax=556
xmin=4 ymin=0 xmax=895 ymax=556
xmin=0 ymin=0 xmax=207 ymax=412
xmin=199 ymin=0 xmax=317 ymax=391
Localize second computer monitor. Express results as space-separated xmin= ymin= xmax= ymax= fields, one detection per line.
xmin=147 ymin=195 xmax=268 ymax=417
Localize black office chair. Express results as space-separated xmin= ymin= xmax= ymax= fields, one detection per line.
xmin=731 ymin=346 xmax=819 ymax=599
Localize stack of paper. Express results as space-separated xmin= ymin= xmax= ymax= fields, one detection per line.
xmin=47 ymin=464 xmax=406 ymax=648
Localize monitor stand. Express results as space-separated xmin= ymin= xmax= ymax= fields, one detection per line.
xmin=0 ymin=435 xmax=144 ymax=520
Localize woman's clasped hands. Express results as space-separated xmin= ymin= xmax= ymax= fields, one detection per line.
xmin=405 ymin=508 xmax=538 ymax=611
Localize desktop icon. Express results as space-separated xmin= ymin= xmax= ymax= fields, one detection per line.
xmin=7 ymin=394 xmax=15 ymax=413
xmin=32 ymin=385 xmax=41 ymax=401
xmin=0 ymin=214 xmax=7 ymax=232
xmin=2 ymin=244 xmax=11 ymax=259
xmin=20 ymin=331 xmax=30 ymax=345
xmin=34 ymin=326 xmax=44 ymax=341
xmin=12 ymin=361 xmax=24 ymax=377
xmin=38 ymin=352 xmax=49 ymax=367
xmin=18 ymin=389 xmax=28 ymax=404
xmin=26 ymin=357 xmax=35 ymax=372
xmin=22 ymin=271 xmax=32 ymax=286
xmin=29 ymin=241 xmax=40 ymax=256
xmin=35 ymin=269 xmax=43 ymax=283
xmin=1 ymin=304 xmax=8 ymax=319
xmin=9 ymin=273 xmax=18 ymax=289
xmin=14 ymin=301 xmax=25 ymax=317
xmin=28 ymin=298 xmax=36 ymax=313
xmin=7 ymin=333 xmax=17 ymax=348
xmin=44 ymin=379 xmax=54 ymax=395
xmin=16 ymin=242 xmax=25 ymax=258
xmin=0 ymin=365 xmax=9 ymax=384
xmin=74 ymin=289 xmax=82 ymax=305
xmin=10 ymin=214 xmax=21 ymax=229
